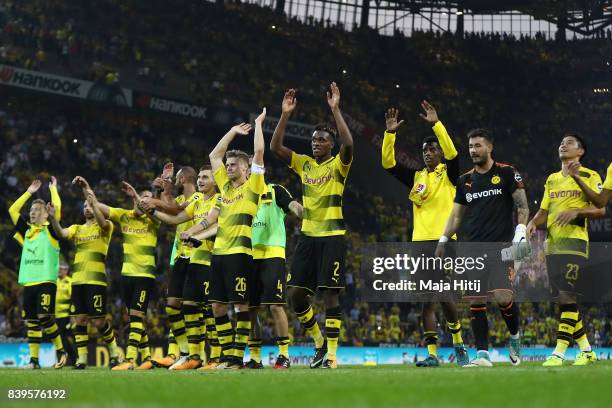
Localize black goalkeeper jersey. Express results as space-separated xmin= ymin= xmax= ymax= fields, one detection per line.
xmin=454 ymin=161 xmax=524 ymax=242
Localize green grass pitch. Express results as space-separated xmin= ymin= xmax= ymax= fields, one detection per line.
xmin=1 ymin=362 xmax=610 ymax=408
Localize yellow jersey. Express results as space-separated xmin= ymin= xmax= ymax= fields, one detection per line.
xmin=603 ymin=163 xmax=612 ymax=191
xmin=55 ymin=275 xmax=72 ymax=318
xmin=540 ymin=167 xmax=602 ymax=257
xmin=66 ymin=222 xmax=113 ymax=286
xmin=290 ymin=152 xmax=351 ymax=237
xmin=109 ymin=207 xmax=160 ymax=278
xmin=382 ymin=121 xmax=459 ymax=241
xmin=185 ymin=193 xmax=220 ymax=266
xmin=173 ymin=192 xmax=204 ymax=260
xmin=213 ymin=166 xmax=264 ymax=256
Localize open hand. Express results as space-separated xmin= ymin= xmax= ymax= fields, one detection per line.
xmin=27 ymin=180 xmax=42 ymax=194
xmin=419 ymin=100 xmax=439 ymax=124
xmin=326 ymin=82 xmax=341 ymax=111
xmin=385 ymin=108 xmax=405 ymax=133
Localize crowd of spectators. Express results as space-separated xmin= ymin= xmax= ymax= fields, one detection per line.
xmin=0 ymin=0 xmax=610 ymax=349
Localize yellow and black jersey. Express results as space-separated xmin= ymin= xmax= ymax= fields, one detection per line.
xmin=382 ymin=121 xmax=459 ymax=241
xmin=290 ymin=152 xmax=351 ymax=237
xmin=603 ymin=163 xmax=612 ymax=191
xmin=66 ymin=222 xmax=113 ymax=286
xmin=109 ymin=207 xmax=160 ymax=278
xmin=55 ymin=276 xmax=72 ymax=318
xmin=213 ymin=166 xmax=264 ymax=256
xmin=540 ymin=167 xmax=602 ymax=257
xmin=173 ymin=192 xmax=204 ymax=260
xmin=185 ymin=193 xmax=220 ymax=266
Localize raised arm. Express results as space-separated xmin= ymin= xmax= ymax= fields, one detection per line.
xmin=149 ymin=208 xmax=192 ymax=225
xmin=46 ymin=202 xmax=70 ymax=239
xmin=253 ymin=108 xmax=266 ymax=166
xmin=9 ymin=180 xmax=41 ymax=225
xmin=270 ymin=89 xmax=297 ymax=165
xmin=85 ymin=190 xmax=112 ymax=232
xmin=49 ymin=176 xmax=61 ymax=221
xmin=209 ymin=123 xmax=253 ymax=173
xmin=382 ymin=108 xmax=416 ymax=188
xmin=420 ymin=101 xmax=459 ymax=184
xmin=568 ymin=162 xmax=610 ymax=208
xmin=327 ymin=82 xmax=353 ymax=165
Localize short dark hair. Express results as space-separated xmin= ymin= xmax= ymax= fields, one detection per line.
xmin=226 ymin=150 xmax=250 ymax=166
xmin=178 ymin=166 xmax=197 ymax=183
xmin=467 ymin=128 xmax=494 ymax=144
xmin=564 ymin=132 xmax=587 ymax=159
xmin=199 ymin=163 xmax=212 ymax=172
xmin=313 ymin=123 xmax=337 ymax=141
xmin=422 ymin=136 xmax=439 ymax=146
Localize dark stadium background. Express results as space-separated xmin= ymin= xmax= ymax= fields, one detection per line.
xmin=0 ymin=0 xmax=610 ymax=351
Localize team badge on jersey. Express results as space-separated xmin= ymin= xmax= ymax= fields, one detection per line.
xmin=491 ymin=175 xmax=501 ymax=185
xmin=415 ymin=183 xmax=426 ymax=193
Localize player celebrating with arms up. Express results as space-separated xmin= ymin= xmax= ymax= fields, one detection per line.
xmin=436 ymin=129 xmax=529 ymax=367
xmin=381 ymin=102 xmax=468 ymax=367
xmin=271 ymin=83 xmax=353 ymax=369
xmin=527 ymin=133 xmax=604 ymax=366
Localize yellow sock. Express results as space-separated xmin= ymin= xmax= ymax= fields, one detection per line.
xmin=166 ymin=305 xmax=188 ymax=354
xmin=167 ymin=333 xmax=179 ymax=358
xmin=100 ymin=321 xmax=119 ymax=358
xmin=204 ymin=307 xmax=221 ymax=359
xmin=248 ymin=339 xmax=262 ymax=363
xmin=325 ymin=307 xmax=342 ymax=360
xmin=75 ymin=324 xmax=89 ymax=364
xmin=234 ymin=312 xmax=251 ymax=360
xmin=127 ymin=317 xmax=144 ymax=361
xmin=296 ymin=306 xmax=324 ymax=349
xmin=447 ymin=321 xmax=463 ymax=345
xmin=40 ymin=316 xmax=64 ymax=352
xmin=276 ymin=336 xmax=290 ymax=357
xmin=424 ymin=331 xmax=438 ymax=357
xmin=184 ymin=308 xmax=202 ymax=358
xmin=214 ymin=314 xmax=234 ymax=359
xmin=573 ymin=317 xmax=591 ymax=352
xmin=553 ymin=309 xmax=577 ymax=357
xmin=27 ymin=320 xmax=42 ymax=360
xmin=139 ymin=332 xmax=151 ymax=361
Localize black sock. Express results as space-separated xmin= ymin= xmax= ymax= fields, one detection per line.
xmin=499 ymin=301 xmax=520 ymax=336
xmin=470 ymin=304 xmax=488 ymax=351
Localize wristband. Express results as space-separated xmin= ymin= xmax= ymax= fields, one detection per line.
xmin=200 ymin=219 xmax=210 ymax=229
xmin=251 ymin=162 xmax=265 ymax=175
xmin=438 ymin=235 xmax=449 ymax=243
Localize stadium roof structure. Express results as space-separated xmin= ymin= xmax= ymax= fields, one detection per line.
xmin=363 ymin=0 xmax=612 ymax=36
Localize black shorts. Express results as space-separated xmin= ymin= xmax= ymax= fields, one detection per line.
xmin=167 ymin=257 xmax=190 ymax=298
xmin=22 ymin=282 xmax=56 ymax=319
xmin=120 ymin=276 xmax=155 ymax=313
xmin=463 ymin=244 xmax=514 ymax=299
xmin=183 ymin=263 xmax=210 ymax=304
xmin=209 ymin=254 xmax=252 ymax=304
xmin=411 ymin=240 xmax=456 ymax=299
xmin=71 ymin=284 xmax=107 ymax=318
xmin=249 ymin=258 xmax=287 ymax=307
xmin=546 ymin=254 xmax=587 ymax=296
xmin=289 ymin=234 xmax=345 ymax=294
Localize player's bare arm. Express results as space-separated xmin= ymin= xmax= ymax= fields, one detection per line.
xmin=46 ymin=202 xmax=69 ymax=239
xmin=327 ymin=82 xmax=353 ymax=164
xmin=209 ymin=123 xmax=253 ymax=172
xmin=555 ymin=206 xmax=605 ymax=227
xmin=512 ymin=188 xmax=530 ymax=225
xmin=191 ymin=223 xmax=218 ymax=241
xmin=253 ymin=107 xmax=266 ymax=166
xmin=86 ymin=189 xmax=112 ymax=232
xmin=288 ymin=200 xmax=304 ymax=219
xmin=270 ymin=89 xmax=297 ymax=165
xmin=180 ymin=208 xmax=220 ymax=240
xmin=568 ymin=161 xmax=610 ymax=208
xmin=149 ymin=208 xmax=192 ymax=225
xmin=435 ymin=203 xmax=466 ymax=257
xmin=526 ymin=209 xmax=549 ymax=239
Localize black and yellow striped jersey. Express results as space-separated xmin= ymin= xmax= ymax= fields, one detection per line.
xmin=604 ymin=163 xmax=612 ymax=191
xmin=109 ymin=207 xmax=160 ymax=278
xmin=55 ymin=276 xmax=72 ymax=318
xmin=540 ymin=167 xmax=603 ymax=257
xmin=185 ymin=193 xmax=220 ymax=266
xmin=213 ymin=166 xmax=264 ymax=255
xmin=174 ymin=192 xmax=204 ymax=260
xmin=290 ymin=152 xmax=351 ymax=237
xmin=66 ymin=222 xmax=113 ymax=286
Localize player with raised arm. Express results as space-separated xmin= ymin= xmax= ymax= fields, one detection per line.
xmin=435 ymin=129 xmax=529 ymax=367
xmin=47 ymin=177 xmax=121 ymax=369
xmin=566 ymin=161 xmax=612 ymax=208
xmin=244 ymin=171 xmax=303 ymax=370
xmin=381 ymin=102 xmax=468 ymax=367
xmin=140 ymin=166 xmax=204 ymax=370
xmin=8 ymin=177 xmax=68 ymax=369
xmin=87 ymin=181 xmax=160 ymax=370
xmin=270 ymin=83 xmax=353 ymax=369
xmin=526 ymin=133 xmax=605 ymax=366
xmin=143 ymin=165 xmax=220 ymax=370
xmin=185 ymin=110 xmax=266 ymax=369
